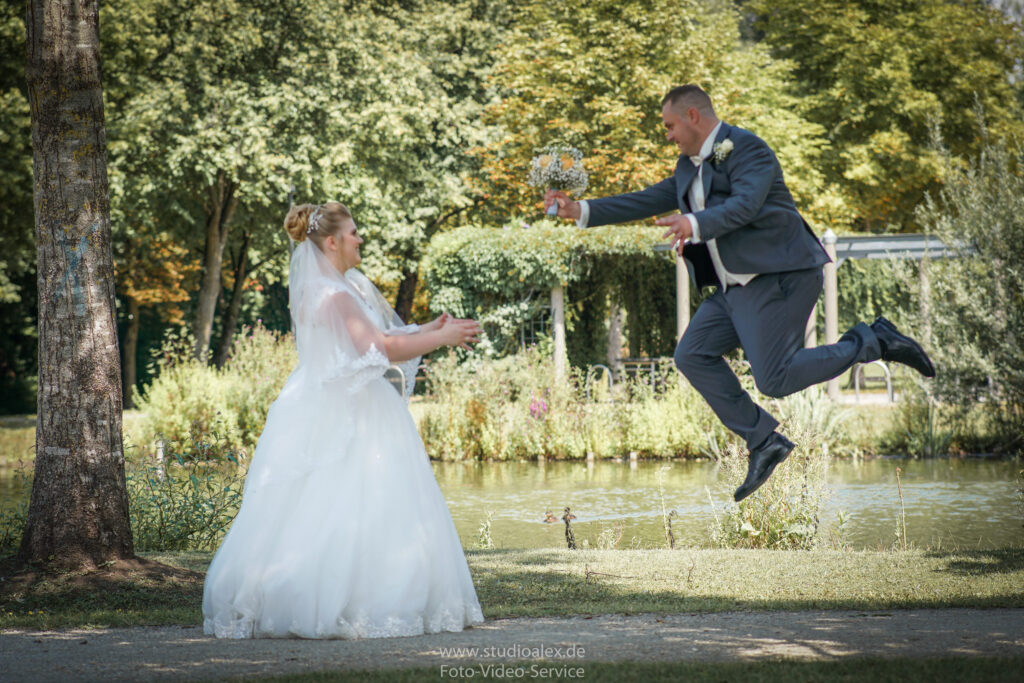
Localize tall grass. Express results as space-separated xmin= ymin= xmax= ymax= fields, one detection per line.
xmin=0 ymin=426 xmax=247 ymax=554
xmin=418 ymin=349 xmax=731 ymax=461
xmin=707 ymin=403 xmax=836 ymax=550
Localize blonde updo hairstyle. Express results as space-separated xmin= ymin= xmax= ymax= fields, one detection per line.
xmin=283 ymin=201 xmax=353 ymax=249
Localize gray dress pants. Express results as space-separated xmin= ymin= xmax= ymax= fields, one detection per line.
xmin=673 ymin=267 xmax=881 ymax=450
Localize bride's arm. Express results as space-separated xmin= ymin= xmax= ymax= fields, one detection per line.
xmin=383 ymin=320 xmax=481 ymax=362
xmin=340 ymin=300 xmax=481 ymax=363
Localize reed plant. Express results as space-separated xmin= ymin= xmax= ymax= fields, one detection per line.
xmin=707 ymin=411 xmax=832 ymax=550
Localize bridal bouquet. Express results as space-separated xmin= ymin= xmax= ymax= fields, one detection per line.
xmin=527 ymin=145 xmax=589 ymax=215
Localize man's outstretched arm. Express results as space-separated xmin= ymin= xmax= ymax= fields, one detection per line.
xmin=545 ymin=176 xmax=679 ymax=228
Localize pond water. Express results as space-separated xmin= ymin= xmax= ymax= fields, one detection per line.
xmin=2 ymin=456 xmax=1020 ymax=551
xmin=432 ymin=457 xmax=1023 ymax=550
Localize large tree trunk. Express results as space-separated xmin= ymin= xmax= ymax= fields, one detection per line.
xmin=21 ymin=0 xmax=133 ymax=568
xmin=122 ymin=295 xmax=140 ymax=409
xmin=193 ymin=172 xmax=237 ymax=361
xmin=394 ymin=269 xmax=418 ymax=322
xmin=213 ymin=229 xmax=251 ymax=367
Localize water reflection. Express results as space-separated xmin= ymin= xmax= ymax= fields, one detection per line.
xmin=434 ymin=457 xmax=1023 ymax=550
xmin=2 ymin=456 xmax=1019 ymax=551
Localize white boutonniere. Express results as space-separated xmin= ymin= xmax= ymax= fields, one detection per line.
xmin=712 ymin=138 xmax=734 ymax=164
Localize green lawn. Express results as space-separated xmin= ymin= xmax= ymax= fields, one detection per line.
xmin=2 ymin=547 xmax=1022 ymax=630
xmin=0 ymin=411 xmax=151 ymax=467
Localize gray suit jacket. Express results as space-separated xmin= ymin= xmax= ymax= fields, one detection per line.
xmin=587 ymin=123 xmax=829 ymax=288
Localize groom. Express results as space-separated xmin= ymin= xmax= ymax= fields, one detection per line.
xmin=546 ymin=84 xmax=934 ymax=501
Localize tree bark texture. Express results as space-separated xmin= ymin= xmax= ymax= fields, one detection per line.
xmin=21 ymin=0 xmax=133 ymax=567
xmin=394 ymin=269 xmax=418 ymax=323
xmin=213 ymin=229 xmax=250 ymax=368
xmin=193 ymin=172 xmax=237 ymax=361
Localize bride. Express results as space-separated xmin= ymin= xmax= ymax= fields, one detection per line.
xmin=203 ymin=201 xmax=485 ymax=639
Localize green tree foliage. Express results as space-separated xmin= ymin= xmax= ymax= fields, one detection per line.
xmin=99 ymin=0 xmax=506 ymax=362
xmin=476 ymin=0 xmax=849 ymax=229
xmin=0 ymin=1 xmax=37 ymax=412
xmin=902 ymin=137 xmax=1024 ymax=450
xmin=749 ymin=0 xmax=1024 ymax=231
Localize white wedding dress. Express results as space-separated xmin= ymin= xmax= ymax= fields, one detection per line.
xmin=203 ymin=239 xmax=483 ymax=639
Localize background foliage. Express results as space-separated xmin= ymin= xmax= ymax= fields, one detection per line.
xmin=475 ymin=0 xmax=849 ymax=228
xmin=748 ymin=0 xmax=1024 ymax=231
xmin=422 ymin=221 xmax=687 ymax=362
xmin=1 ymin=0 xmax=1023 ymax=414
xmin=894 ymin=138 xmax=1024 ymax=452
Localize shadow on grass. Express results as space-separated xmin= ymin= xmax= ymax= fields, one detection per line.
xmin=0 ymin=554 xmax=205 ymax=629
xmin=468 ymin=548 xmax=1024 ymax=617
xmin=929 ymin=549 xmax=1024 ymax=576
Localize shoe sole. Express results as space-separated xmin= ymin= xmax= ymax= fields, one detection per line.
xmin=734 ymin=442 xmax=795 ymax=502
xmin=876 ymin=318 xmax=936 ymax=378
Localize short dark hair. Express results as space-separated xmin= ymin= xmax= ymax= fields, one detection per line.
xmin=661 ymin=85 xmax=715 ymax=116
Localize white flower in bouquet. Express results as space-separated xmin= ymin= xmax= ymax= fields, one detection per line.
xmin=528 ymin=146 xmax=589 ymax=215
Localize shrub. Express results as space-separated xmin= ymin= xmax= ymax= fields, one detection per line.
xmin=126 ymin=423 xmax=246 ymax=551
xmin=895 ymin=137 xmax=1024 ymax=453
xmin=0 ymin=426 xmax=247 ymax=554
xmin=138 ymin=325 xmax=295 ymax=459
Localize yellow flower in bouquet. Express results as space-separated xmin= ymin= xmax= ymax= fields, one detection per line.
xmin=528 ymin=145 xmax=588 ymax=200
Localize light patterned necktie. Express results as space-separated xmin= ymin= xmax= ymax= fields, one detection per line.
xmin=689 ymin=155 xmax=706 ymax=211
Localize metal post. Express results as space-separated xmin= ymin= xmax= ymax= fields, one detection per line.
xmin=675 ymin=251 xmax=690 ymax=341
xmin=823 ymin=230 xmax=839 ymax=400
xmin=551 ymin=284 xmax=566 ymax=381
xmin=804 ymin=302 xmax=818 ymax=348
xmin=919 ymin=257 xmax=931 ymax=342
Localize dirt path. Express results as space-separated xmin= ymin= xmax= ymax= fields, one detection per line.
xmin=2 ymin=608 xmax=1023 ymax=681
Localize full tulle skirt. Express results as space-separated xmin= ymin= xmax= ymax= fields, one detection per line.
xmin=202 ymin=372 xmax=484 ymax=639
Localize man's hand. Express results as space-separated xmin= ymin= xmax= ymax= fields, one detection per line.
xmin=544 ymin=189 xmax=581 ymax=221
xmin=421 ymin=312 xmax=451 ymax=333
xmin=656 ymin=214 xmax=694 ymax=256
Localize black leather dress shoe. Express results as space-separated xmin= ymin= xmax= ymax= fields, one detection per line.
xmin=871 ymin=316 xmax=935 ymax=378
xmin=734 ymin=432 xmax=796 ymax=502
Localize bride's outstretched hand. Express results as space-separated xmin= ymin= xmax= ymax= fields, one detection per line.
xmin=441 ymin=317 xmax=482 ymax=351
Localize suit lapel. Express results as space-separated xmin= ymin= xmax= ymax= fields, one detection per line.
xmin=703 ymin=123 xmax=731 ymax=202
